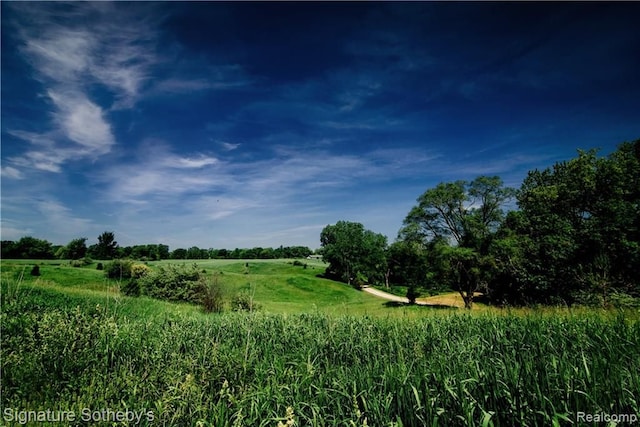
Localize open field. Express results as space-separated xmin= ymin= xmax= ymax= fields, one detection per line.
xmin=2 ymin=259 xmax=639 ymax=426
xmin=0 ymin=258 xmax=473 ymax=317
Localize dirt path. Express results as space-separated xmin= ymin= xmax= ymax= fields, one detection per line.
xmin=361 ymin=286 xmax=428 ymax=305
xmin=362 ymin=286 xmax=469 ymax=308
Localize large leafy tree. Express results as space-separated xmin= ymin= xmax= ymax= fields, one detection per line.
xmin=94 ymin=231 xmax=118 ymax=260
xmin=59 ymin=237 xmax=88 ymax=260
xmin=320 ymin=221 xmax=387 ymax=287
xmin=386 ymin=240 xmax=432 ymax=303
xmin=509 ymin=141 xmax=640 ymax=305
xmin=402 ymin=176 xmax=515 ymax=308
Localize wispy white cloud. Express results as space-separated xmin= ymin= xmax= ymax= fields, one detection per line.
xmin=47 ymin=90 xmax=115 ymax=153
xmin=4 ymin=3 xmax=155 ymax=175
xmin=0 ymin=221 xmax=34 ymax=241
xmin=102 ymin=143 xmax=227 ymax=202
xmin=152 ymin=75 xmax=251 ymax=94
xmin=168 ymin=155 xmax=219 ymax=169
xmin=0 ymin=198 xmax=93 ymax=242
xmin=219 ymin=141 xmax=241 ymax=151
xmin=99 ymin=138 xmax=436 ymax=237
xmin=1 ymin=166 xmax=24 ymax=180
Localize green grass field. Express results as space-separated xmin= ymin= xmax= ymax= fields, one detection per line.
xmin=2 ymin=259 xmax=639 ymax=426
xmin=1 ymin=258 xmax=465 ymax=317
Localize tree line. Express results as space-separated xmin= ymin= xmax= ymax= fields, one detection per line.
xmin=1 ymin=232 xmax=313 ymax=262
xmin=320 ymin=140 xmax=640 ymax=308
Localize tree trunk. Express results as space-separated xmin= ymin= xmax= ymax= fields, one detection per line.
xmin=463 ymin=294 xmax=473 ymax=309
xmin=458 ymin=289 xmax=474 ymax=309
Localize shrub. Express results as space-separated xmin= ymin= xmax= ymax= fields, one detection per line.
xmin=120 ymin=279 xmax=141 ymax=297
xmin=608 ymin=291 xmax=640 ymax=308
xmin=139 ymin=263 xmax=202 ymax=303
xmin=232 ymin=291 xmax=261 ymax=312
xmin=30 ymin=265 xmax=40 ymax=276
xmin=131 ymin=263 xmax=151 ymax=279
xmin=104 ymin=259 xmax=134 ymax=280
xmin=71 ymin=257 xmax=93 ymax=268
xmin=96 ymin=263 xmax=104 ymax=270
xmin=199 ymin=273 xmax=225 ymax=313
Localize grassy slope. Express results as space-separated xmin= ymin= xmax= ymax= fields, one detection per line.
xmin=2 ymin=259 xmax=467 ymax=317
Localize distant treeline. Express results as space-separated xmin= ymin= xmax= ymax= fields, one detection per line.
xmin=1 ymin=237 xmax=314 ymax=261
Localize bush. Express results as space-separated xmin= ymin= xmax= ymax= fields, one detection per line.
xmin=131 ymin=263 xmax=151 ymax=279
xmin=71 ymin=257 xmax=93 ymax=268
xmin=120 ymin=279 xmax=141 ymax=297
xmin=139 ymin=264 xmax=202 ymax=303
xmin=30 ymin=265 xmax=40 ymax=276
xmin=199 ymin=274 xmax=225 ymax=313
xmin=608 ymin=291 xmax=640 ymax=308
xmin=104 ymin=259 xmax=134 ymax=280
xmin=96 ymin=263 xmax=104 ymax=270
xmin=232 ymin=291 xmax=261 ymax=312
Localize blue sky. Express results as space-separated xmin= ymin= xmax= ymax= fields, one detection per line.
xmin=2 ymin=2 xmax=639 ymax=250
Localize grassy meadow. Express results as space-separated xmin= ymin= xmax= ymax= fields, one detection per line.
xmin=1 ymin=259 xmax=639 ymax=426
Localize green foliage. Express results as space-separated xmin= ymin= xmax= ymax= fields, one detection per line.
xmin=433 ymin=245 xmax=492 ymax=309
xmin=321 ymin=221 xmax=388 ymax=287
xmin=61 ymin=237 xmax=88 ymax=260
xmin=138 ymin=263 xmax=203 ymax=304
xmin=500 ymin=141 xmax=640 ymax=305
xmin=30 ymin=264 xmax=40 ymax=276
xmin=70 ymin=256 xmax=93 ymax=268
xmin=3 ymin=283 xmax=639 ymax=427
xmin=131 ymin=263 xmax=151 ymax=278
xmin=387 ymin=241 xmax=429 ymax=291
xmin=171 ymin=248 xmax=188 ymax=259
xmin=92 ymin=231 xmax=119 ymax=260
xmin=401 ymin=176 xmax=514 ymax=308
xmin=120 ymin=278 xmax=141 ymax=296
xmin=1 ymin=236 xmax=55 ymax=259
xmin=403 ymin=176 xmax=514 ymax=248
xmin=200 ymin=273 xmax=226 ymax=313
xmin=406 ymin=285 xmax=420 ymax=304
xmin=232 ymin=290 xmax=262 ymax=312
xmin=104 ymin=259 xmax=134 ymax=280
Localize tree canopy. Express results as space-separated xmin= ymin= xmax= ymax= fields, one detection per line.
xmin=320 ymin=221 xmax=387 ymax=287
xmin=401 ymin=176 xmax=515 ymax=308
xmin=493 ymin=142 xmax=640 ymax=305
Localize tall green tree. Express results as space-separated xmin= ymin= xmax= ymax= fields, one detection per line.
xmin=95 ymin=231 xmax=118 ymax=260
xmin=402 ymin=176 xmax=515 ymax=308
xmin=320 ymin=221 xmax=387 ymax=287
xmin=509 ymin=141 xmax=640 ymax=305
xmin=60 ymin=237 xmax=87 ymax=260
xmin=386 ymin=240 xmax=431 ymax=303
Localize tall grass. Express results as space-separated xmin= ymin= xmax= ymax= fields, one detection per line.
xmin=2 ymin=277 xmax=639 ymax=426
